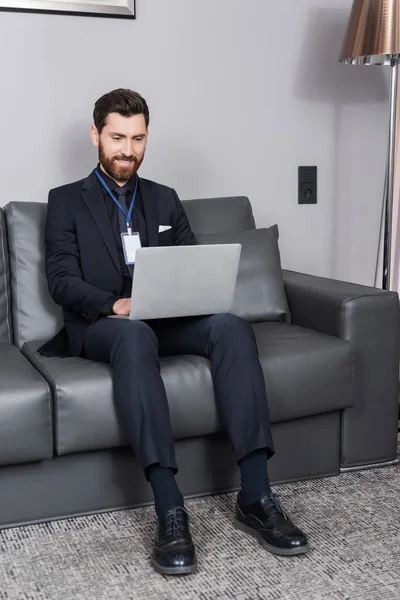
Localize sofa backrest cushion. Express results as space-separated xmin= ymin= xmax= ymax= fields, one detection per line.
xmin=183 ymin=196 xmax=255 ymax=233
xmin=0 ymin=210 xmax=12 ymax=343
xmin=4 ymin=197 xmax=256 ymax=346
xmin=4 ymin=202 xmax=63 ymax=348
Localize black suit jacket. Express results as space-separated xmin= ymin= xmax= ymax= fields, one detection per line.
xmin=39 ymin=170 xmax=197 ymax=358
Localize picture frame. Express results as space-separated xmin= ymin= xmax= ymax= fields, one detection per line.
xmin=0 ymin=0 xmax=136 ymax=19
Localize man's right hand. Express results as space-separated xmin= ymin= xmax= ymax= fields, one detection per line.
xmin=112 ymin=298 xmax=131 ymax=316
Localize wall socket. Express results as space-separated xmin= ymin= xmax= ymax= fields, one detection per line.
xmin=298 ymin=166 xmax=317 ymax=204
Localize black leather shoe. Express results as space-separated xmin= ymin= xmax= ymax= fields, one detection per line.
xmin=235 ymin=493 xmax=310 ymax=556
xmin=151 ymin=507 xmax=197 ymax=575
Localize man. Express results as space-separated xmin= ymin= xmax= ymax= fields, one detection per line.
xmin=40 ymin=89 xmax=310 ymax=576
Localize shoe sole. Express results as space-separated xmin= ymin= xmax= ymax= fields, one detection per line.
xmin=151 ymin=557 xmax=197 ymax=576
xmin=235 ymin=520 xmax=310 ymax=556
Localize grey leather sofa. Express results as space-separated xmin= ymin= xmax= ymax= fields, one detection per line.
xmin=0 ymin=197 xmax=398 ymax=529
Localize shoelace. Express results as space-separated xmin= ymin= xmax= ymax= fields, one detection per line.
xmin=268 ymin=492 xmax=289 ymax=520
xmin=165 ymin=507 xmax=188 ymax=537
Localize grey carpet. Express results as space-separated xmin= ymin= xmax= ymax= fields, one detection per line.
xmin=1 ymin=456 xmax=400 ymax=600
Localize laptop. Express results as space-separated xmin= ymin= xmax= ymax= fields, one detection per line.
xmin=109 ymin=244 xmax=241 ymax=321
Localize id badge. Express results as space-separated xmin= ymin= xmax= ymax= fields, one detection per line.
xmin=121 ymin=232 xmax=141 ymax=264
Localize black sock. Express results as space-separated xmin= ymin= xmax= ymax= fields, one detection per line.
xmin=146 ymin=464 xmax=185 ymax=518
xmin=238 ymin=449 xmax=272 ymax=505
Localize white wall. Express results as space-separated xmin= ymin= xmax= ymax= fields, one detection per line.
xmin=0 ymin=0 xmax=389 ymax=284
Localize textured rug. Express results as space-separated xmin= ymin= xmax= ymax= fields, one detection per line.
xmin=1 ymin=458 xmax=400 ymax=600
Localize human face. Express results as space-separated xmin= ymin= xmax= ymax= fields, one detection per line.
xmin=90 ymin=112 xmax=148 ymax=185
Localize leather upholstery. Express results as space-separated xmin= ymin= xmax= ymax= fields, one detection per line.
xmin=0 ymin=343 xmax=52 ymax=465
xmin=2 ymin=198 xmax=396 ymax=474
xmin=3 ymin=202 xmax=63 ymax=348
xmin=23 ymin=344 xmax=218 ymax=456
xmin=0 ymin=210 xmax=12 ymax=344
xmin=283 ymin=269 xmax=400 ymax=467
xmin=1 ymin=193 xmax=399 ymax=528
xmin=23 ymin=321 xmax=354 ymax=456
xmin=252 ymin=322 xmax=354 ymax=422
xmin=4 ymin=198 xmax=255 ymax=348
xmin=182 ymin=196 xmax=255 ymax=234
xmin=196 ymin=227 xmax=291 ymax=323
xmin=0 ymin=412 xmax=340 ymax=528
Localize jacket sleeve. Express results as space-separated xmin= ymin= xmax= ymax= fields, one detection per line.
xmin=45 ymin=189 xmax=116 ymax=323
xmin=171 ymin=189 xmax=197 ymax=246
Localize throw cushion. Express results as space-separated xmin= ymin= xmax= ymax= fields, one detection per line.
xmin=195 ymin=227 xmax=291 ymax=323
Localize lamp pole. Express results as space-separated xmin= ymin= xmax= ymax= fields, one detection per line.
xmin=383 ymin=55 xmax=399 ymax=290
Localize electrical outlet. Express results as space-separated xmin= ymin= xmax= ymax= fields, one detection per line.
xmin=298 ymin=166 xmax=317 ymax=204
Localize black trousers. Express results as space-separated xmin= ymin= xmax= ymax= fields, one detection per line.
xmin=83 ymin=313 xmax=274 ymax=472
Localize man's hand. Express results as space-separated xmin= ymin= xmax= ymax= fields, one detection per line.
xmin=112 ymin=298 xmax=131 ymax=316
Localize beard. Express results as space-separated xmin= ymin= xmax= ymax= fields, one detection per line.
xmin=98 ymin=142 xmax=144 ymax=182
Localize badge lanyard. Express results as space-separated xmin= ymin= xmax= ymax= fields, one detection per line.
xmin=95 ymin=169 xmax=138 ymax=235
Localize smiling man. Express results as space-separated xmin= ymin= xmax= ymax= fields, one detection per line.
xmin=39 ymin=89 xmax=309 ymax=576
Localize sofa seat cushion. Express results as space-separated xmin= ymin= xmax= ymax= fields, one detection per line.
xmin=0 ymin=344 xmax=52 ymax=466
xmin=253 ymin=322 xmax=355 ymax=422
xmin=24 ymin=321 xmax=354 ymax=456
xmin=23 ymin=343 xmax=218 ymax=456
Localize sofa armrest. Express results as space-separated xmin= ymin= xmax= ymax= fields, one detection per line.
xmin=283 ymin=270 xmax=400 ymax=468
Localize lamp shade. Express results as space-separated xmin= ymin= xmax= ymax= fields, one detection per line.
xmin=340 ymin=0 xmax=400 ymax=65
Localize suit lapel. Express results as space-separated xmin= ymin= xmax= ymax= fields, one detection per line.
xmin=139 ymin=178 xmax=160 ymax=247
xmin=81 ymin=170 xmax=120 ymax=272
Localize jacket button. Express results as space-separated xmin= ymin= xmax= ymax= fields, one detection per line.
xmin=113 ymin=289 xmax=117 ymax=294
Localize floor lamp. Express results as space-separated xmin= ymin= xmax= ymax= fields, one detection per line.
xmin=339 ymin=0 xmax=400 ymax=291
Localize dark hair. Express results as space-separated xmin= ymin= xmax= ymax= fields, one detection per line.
xmin=93 ymin=88 xmax=150 ymax=133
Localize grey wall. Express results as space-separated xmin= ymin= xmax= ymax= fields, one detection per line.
xmin=0 ymin=0 xmax=389 ymax=284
